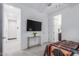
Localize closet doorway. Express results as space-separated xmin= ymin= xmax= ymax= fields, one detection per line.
xmin=53 ymin=14 xmax=62 ymax=42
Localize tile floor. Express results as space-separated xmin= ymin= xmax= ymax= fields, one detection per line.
xmin=3 ymin=39 xmax=48 ymax=56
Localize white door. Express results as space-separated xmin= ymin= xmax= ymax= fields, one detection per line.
xmin=2 ymin=4 xmax=21 ymax=55
xmin=53 ymin=14 xmax=62 ymax=42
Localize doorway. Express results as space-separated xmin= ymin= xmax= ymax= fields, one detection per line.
xmin=53 ymin=14 xmax=62 ymax=42
xmin=8 ymin=19 xmax=17 ymax=40
xmin=2 ymin=4 xmax=21 ymax=55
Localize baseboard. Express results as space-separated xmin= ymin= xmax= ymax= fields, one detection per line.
xmin=0 ymin=52 xmax=2 ymax=56
xmin=27 ymin=44 xmax=41 ymax=49
xmin=8 ymin=38 xmax=16 ymax=40
xmin=41 ymin=41 xmax=49 ymax=45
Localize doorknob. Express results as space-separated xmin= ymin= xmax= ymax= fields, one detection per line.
xmin=2 ymin=37 xmax=6 ymax=39
xmin=17 ymin=27 xmax=19 ymax=29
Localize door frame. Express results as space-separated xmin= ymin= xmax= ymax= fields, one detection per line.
xmin=53 ymin=14 xmax=62 ymax=42
xmin=2 ymin=4 xmax=21 ymax=55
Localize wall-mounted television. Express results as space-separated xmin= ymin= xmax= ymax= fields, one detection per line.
xmin=27 ymin=19 xmax=42 ymax=31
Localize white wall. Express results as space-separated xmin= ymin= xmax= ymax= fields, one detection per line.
xmin=21 ymin=6 xmax=48 ymax=49
xmin=48 ymin=4 xmax=79 ymax=42
xmin=7 ymin=4 xmax=48 ymax=49
xmin=62 ymin=4 xmax=79 ymax=42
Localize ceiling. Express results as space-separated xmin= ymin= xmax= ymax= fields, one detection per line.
xmin=44 ymin=3 xmax=78 ymax=14
xmin=7 ymin=3 xmax=78 ymax=14
xmin=7 ymin=3 xmax=49 ymax=12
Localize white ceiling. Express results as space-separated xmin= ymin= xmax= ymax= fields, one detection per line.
xmin=7 ymin=3 xmax=49 ymax=12
xmin=7 ymin=3 xmax=78 ymax=14
xmin=44 ymin=3 xmax=78 ymax=14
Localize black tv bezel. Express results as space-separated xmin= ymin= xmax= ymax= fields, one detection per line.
xmin=27 ymin=19 xmax=42 ymax=31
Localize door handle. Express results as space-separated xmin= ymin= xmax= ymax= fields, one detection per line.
xmin=2 ymin=37 xmax=6 ymax=39
xmin=17 ymin=27 xmax=19 ymax=29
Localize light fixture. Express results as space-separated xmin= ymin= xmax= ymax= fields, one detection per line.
xmin=47 ymin=3 xmax=52 ymax=6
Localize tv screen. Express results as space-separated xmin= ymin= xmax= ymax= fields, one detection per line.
xmin=27 ymin=20 xmax=42 ymax=31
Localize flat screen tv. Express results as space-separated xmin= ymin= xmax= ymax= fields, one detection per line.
xmin=27 ymin=19 xmax=42 ymax=31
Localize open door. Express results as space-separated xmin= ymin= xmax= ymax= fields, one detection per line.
xmin=2 ymin=4 xmax=21 ymax=55
xmin=53 ymin=14 xmax=62 ymax=42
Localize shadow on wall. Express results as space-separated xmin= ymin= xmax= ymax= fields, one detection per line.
xmin=0 ymin=4 xmax=2 ymax=56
